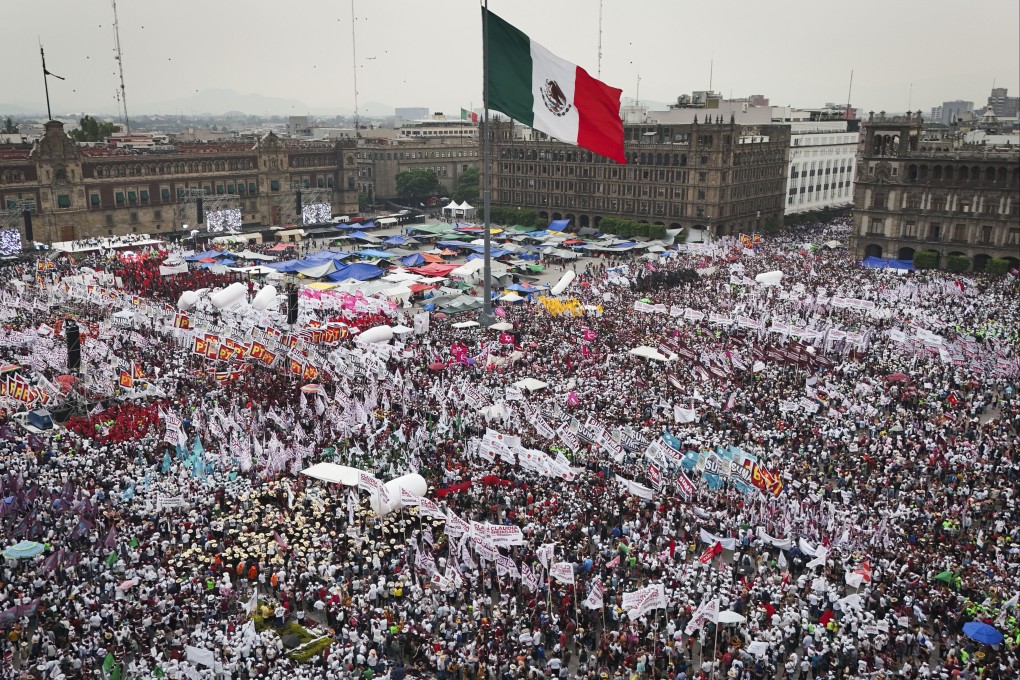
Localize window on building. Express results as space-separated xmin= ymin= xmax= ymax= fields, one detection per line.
xmin=56 ymin=194 xmax=71 ymax=209
xmin=954 ymin=224 xmax=967 ymax=241
xmin=106 ymin=214 xmax=114 ymax=227
xmin=90 ymin=194 xmax=101 ymax=207
xmin=980 ymin=225 xmax=993 ymax=244
xmin=115 ymin=192 xmax=125 ymax=205
xmin=127 ymin=191 xmax=137 ymax=203
xmin=700 ymin=155 xmax=709 ymax=165
xmin=270 ymin=180 xmax=280 ymax=191
xmin=140 ymin=190 xmax=149 ymax=203
xmin=249 ymin=182 xmax=258 ymax=193
xmin=928 ymin=223 xmax=941 ymax=240
xmin=161 ymin=188 xmax=170 ymax=201
xmin=154 ymin=209 xmax=162 ymax=220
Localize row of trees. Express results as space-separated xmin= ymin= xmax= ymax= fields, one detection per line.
xmin=913 ymin=250 xmax=1014 ymax=275
xmin=68 ymin=115 xmax=121 ymax=143
xmin=393 ymin=168 xmax=481 ymax=205
xmin=596 ymin=217 xmax=669 ymax=240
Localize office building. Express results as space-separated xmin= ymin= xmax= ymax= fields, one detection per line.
xmin=487 ymin=116 xmax=789 ymax=236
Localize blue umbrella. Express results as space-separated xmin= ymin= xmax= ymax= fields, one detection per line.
xmin=3 ymin=540 xmax=45 ymax=560
xmin=962 ymin=621 xmax=1003 ymax=645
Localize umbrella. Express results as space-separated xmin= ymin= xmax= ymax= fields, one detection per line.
xmin=281 ymin=634 xmax=302 ymax=649
xmin=717 ymin=610 xmax=747 ymax=624
xmin=886 ymin=372 xmax=909 ymax=382
xmin=3 ymin=540 xmax=45 ymax=560
xmin=118 ymin=578 xmax=137 ymax=590
xmin=300 ymin=384 xmax=322 ymax=395
xmin=640 ymin=297 xmax=652 ymax=303
xmin=962 ymin=621 xmax=1003 ymax=645
xmin=428 ymin=362 xmax=446 ymax=372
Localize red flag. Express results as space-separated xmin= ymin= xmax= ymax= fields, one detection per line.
xmin=699 ymin=541 xmax=723 ymax=564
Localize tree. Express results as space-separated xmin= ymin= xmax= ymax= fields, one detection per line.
xmin=68 ymin=115 xmax=121 ymax=143
xmin=2 ymin=117 xmax=17 ymax=134
xmin=912 ymin=250 xmax=940 ymax=269
xmin=451 ymin=167 xmax=480 ymax=204
xmin=394 ymin=169 xmax=442 ymax=202
xmin=946 ymin=255 xmax=970 ymax=272
xmin=985 ymin=258 xmax=1011 ymax=275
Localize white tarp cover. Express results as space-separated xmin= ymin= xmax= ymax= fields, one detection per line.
xmin=301 ymin=463 xmax=365 ymax=486
xmin=296 ymin=261 xmax=339 ymax=279
xmin=513 ymin=378 xmax=548 ymax=392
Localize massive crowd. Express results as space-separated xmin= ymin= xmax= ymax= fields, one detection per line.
xmin=0 ymin=217 xmax=1017 ymax=680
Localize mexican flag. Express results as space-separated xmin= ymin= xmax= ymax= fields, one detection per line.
xmin=484 ymin=8 xmax=625 ymax=163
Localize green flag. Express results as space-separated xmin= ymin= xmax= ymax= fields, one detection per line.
xmin=106 ymin=551 xmax=118 ymax=566
xmin=110 ymin=664 xmax=121 ymax=680
xmin=102 ymin=653 xmax=115 ymax=673
xmin=153 ymin=667 xmax=165 ymax=678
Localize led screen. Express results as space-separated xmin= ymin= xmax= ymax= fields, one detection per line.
xmin=205 ymin=208 xmax=242 ymax=232
xmin=302 ymin=203 xmax=331 ymax=225
xmin=0 ymin=228 xmax=22 ymax=255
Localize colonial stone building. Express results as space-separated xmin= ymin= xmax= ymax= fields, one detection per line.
xmin=851 ymin=112 xmax=1020 ymax=270
xmin=356 ymin=137 xmax=480 ymax=200
xmin=0 ymin=120 xmax=358 ymax=244
xmin=486 ymin=116 xmax=789 ymax=236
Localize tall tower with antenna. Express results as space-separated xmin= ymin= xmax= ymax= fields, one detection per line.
xmin=111 ymin=0 xmax=130 ymax=134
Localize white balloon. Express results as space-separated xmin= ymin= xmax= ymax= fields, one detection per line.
xmin=177 ymin=291 xmax=199 ymax=311
xmin=755 ymin=271 xmax=784 ymax=287
xmin=210 ymin=282 xmax=247 ymax=310
xmin=370 ymin=473 xmax=428 ymax=517
xmin=550 ymin=270 xmax=575 ymax=296
xmin=251 ymin=285 xmax=278 ymax=311
xmin=356 ymin=325 xmax=394 ymax=345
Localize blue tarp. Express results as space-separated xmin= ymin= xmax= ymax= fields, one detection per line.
xmin=382 ymin=235 xmax=410 ymax=246
xmin=360 ymin=221 xmax=376 ymax=230
xmin=355 ymin=249 xmax=398 ymax=259
xmin=343 ymin=231 xmax=375 ymax=241
xmin=548 ymin=219 xmax=571 ymax=230
xmin=862 ymin=256 xmax=914 ymax=271
xmin=505 ymin=283 xmax=547 ymax=293
xmin=325 ymin=262 xmax=384 ymax=282
xmin=466 ymin=248 xmax=512 ymax=260
xmin=307 ymin=249 xmax=353 ymax=260
xmin=437 ymin=240 xmax=471 ymax=250
xmin=400 ymin=253 xmax=425 ymax=267
xmin=185 ymin=249 xmax=225 ymax=262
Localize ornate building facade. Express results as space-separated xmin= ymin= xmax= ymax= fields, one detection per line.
xmin=851 ymin=112 xmax=1020 ymax=270
xmin=486 ymin=117 xmax=789 ymax=236
xmin=0 ymin=121 xmax=359 ymax=244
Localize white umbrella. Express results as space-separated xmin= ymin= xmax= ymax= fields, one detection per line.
xmin=513 ymin=378 xmax=548 ymax=392
xmin=716 ymin=610 xmax=747 ymax=624
xmin=487 ymin=322 xmax=513 ymax=331
xmin=629 ymin=346 xmax=672 ymax=362
xmin=452 ymin=320 xmax=480 ymax=329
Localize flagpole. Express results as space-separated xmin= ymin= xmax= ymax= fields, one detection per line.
xmin=480 ymin=0 xmax=494 ymax=326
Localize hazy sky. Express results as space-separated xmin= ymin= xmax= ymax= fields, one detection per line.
xmin=6 ymin=0 xmax=1018 ymax=117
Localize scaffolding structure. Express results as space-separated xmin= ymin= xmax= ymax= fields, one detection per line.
xmin=174 ymin=189 xmax=242 ymax=232
xmin=0 ymin=200 xmax=38 ymax=239
xmin=272 ymin=181 xmax=335 ymax=226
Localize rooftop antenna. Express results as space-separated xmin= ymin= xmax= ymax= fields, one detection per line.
xmin=845 ymin=69 xmax=853 ymax=120
xmin=709 ymin=59 xmax=713 ymax=91
xmin=350 ymin=0 xmax=360 ymax=134
xmin=39 ymin=40 xmax=64 ymax=121
xmin=635 ymin=73 xmax=640 ymax=107
xmin=907 ymin=82 xmax=913 ymax=114
xmin=110 ymin=0 xmax=130 ymax=133
xmin=597 ymin=0 xmax=603 ymax=78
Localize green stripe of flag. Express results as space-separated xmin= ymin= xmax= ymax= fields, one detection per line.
xmin=484 ymin=8 xmax=534 ymax=126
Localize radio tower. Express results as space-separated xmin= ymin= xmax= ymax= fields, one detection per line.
xmin=111 ymin=0 xmax=130 ymax=134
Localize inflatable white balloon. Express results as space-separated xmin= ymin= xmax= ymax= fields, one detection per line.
xmin=210 ymin=282 xmax=247 ymax=310
xmin=369 ymin=473 xmax=428 ymax=517
xmin=177 ymin=291 xmax=199 ymax=311
xmin=755 ymin=271 xmax=784 ymax=287
xmin=550 ymin=269 xmax=575 ymax=296
xmin=356 ymin=325 xmax=394 ymax=345
xmin=384 ymin=474 xmax=427 ymax=509
xmin=251 ymin=285 xmax=278 ymax=311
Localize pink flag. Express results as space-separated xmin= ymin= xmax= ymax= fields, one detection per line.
xmin=273 ymin=531 xmax=289 ymax=551
xmin=566 ymin=392 xmax=580 ymax=407
xmin=606 ymin=554 xmax=621 ymax=569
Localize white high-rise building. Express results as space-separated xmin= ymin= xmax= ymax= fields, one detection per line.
xmin=785 ymin=119 xmax=858 ymax=215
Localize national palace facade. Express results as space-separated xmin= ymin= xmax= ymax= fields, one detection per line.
xmin=0 ymin=121 xmax=359 ymax=245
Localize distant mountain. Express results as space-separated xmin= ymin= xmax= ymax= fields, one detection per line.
xmin=133 ymin=89 xmax=319 ymax=116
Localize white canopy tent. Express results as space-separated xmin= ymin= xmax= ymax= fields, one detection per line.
xmin=301 ymin=463 xmax=365 ymax=486
xmin=629 ymin=345 xmax=673 ymax=361
xmin=513 ymin=377 xmax=548 ymax=392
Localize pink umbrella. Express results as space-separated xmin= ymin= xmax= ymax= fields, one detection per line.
xmin=117 ymin=578 xmax=137 ymax=590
